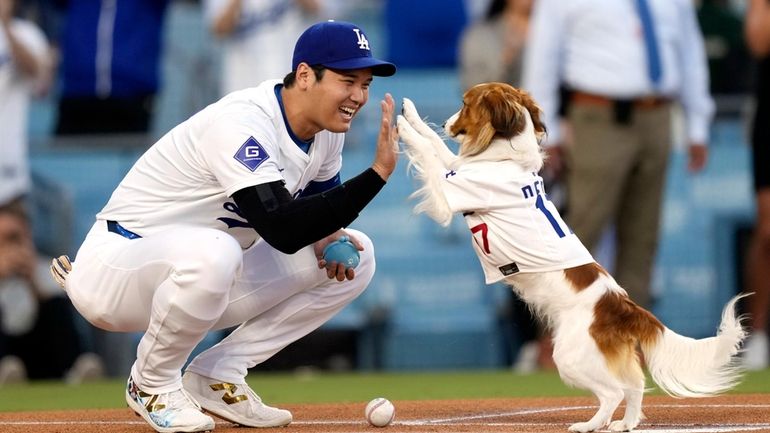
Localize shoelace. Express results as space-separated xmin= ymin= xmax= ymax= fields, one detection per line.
xmin=243 ymin=385 xmax=263 ymax=403
xmin=164 ymin=388 xmax=203 ymax=411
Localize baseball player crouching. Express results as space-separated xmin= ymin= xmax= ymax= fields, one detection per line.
xmin=49 ymin=20 xmax=397 ymax=433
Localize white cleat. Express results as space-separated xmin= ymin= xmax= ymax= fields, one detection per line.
xmin=183 ymin=371 xmax=292 ymax=427
xmin=125 ymin=375 xmax=215 ymax=433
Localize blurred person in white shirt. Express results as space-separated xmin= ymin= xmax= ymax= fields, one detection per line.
xmin=0 ymin=0 xmax=50 ymax=206
xmin=522 ymin=0 xmax=714 ymax=310
xmin=205 ymin=0 xmax=343 ymax=95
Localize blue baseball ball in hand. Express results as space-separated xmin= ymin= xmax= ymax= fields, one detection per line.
xmin=323 ymin=236 xmax=360 ymax=268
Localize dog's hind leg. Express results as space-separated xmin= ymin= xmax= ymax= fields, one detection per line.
xmin=606 ymin=352 xmax=646 ymax=431
xmin=568 ymin=386 xmax=623 ymax=433
xmin=609 ymin=387 xmax=644 ymax=432
xmin=552 ymin=334 xmax=623 ymax=432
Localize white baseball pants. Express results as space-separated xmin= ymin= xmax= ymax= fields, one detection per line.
xmin=64 ymin=220 xmax=374 ymax=393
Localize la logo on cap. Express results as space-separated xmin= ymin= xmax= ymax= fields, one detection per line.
xmin=291 ymin=20 xmax=396 ymax=76
xmin=352 ymin=28 xmax=370 ymax=50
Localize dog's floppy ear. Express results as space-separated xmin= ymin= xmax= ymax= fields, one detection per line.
xmin=462 ymin=85 xmax=528 ymax=156
xmin=515 ymin=89 xmax=547 ymax=143
xmin=485 ymin=86 xmax=529 ymax=139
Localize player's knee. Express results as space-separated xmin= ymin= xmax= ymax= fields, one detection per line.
xmin=179 ymin=231 xmax=243 ymax=290
xmin=347 ymin=229 xmax=375 ymax=289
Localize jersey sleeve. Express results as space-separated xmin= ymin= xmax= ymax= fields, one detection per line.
xmin=441 ymin=167 xmax=499 ymax=214
xmin=198 ymin=110 xmax=285 ymax=197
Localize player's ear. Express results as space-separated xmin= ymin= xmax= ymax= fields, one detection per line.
xmin=295 ymin=63 xmax=315 ymax=89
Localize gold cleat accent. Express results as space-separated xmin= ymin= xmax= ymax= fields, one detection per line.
xmin=138 ymin=390 xmax=166 ymax=412
xmin=209 ymin=382 xmax=249 ymax=404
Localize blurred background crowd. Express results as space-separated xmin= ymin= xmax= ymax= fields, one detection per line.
xmin=1 ymin=0 xmax=768 ymax=386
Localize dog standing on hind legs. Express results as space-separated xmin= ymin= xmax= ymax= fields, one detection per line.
xmin=396 ymin=82 xmax=748 ymax=432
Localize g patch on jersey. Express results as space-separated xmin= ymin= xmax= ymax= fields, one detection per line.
xmin=234 ymin=136 xmax=270 ymax=171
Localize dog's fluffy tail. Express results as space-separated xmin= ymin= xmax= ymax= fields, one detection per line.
xmin=642 ymin=294 xmax=747 ymax=397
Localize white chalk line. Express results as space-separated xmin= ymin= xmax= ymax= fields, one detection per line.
xmin=2 ymin=403 xmax=769 ymax=431
xmin=413 ymin=404 xmax=770 ymax=424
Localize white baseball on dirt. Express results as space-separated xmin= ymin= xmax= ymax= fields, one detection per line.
xmin=365 ymin=397 xmax=395 ymax=427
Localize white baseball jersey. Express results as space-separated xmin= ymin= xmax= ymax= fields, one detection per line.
xmin=97 ymin=79 xmax=343 ymax=248
xmin=442 ymin=161 xmax=594 ymax=283
xmin=0 ymin=18 xmax=48 ymax=204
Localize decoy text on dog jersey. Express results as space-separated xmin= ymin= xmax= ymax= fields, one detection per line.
xmin=520 ymin=177 xmax=545 ymax=199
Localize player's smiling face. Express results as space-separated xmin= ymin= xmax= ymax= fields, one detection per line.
xmin=309 ymin=68 xmax=372 ymax=133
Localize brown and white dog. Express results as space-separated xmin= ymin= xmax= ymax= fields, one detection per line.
xmin=397 ymin=82 xmax=746 ymax=432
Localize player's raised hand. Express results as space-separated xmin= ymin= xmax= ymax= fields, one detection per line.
xmin=371 ymin=93 xmax=398 ymax=181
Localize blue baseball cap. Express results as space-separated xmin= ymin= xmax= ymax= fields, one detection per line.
xmin=292 ymin=20 xmax=396 ymax=77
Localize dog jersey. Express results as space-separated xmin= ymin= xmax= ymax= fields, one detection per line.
xmin=97 ymin=79 xmax=343 ymax=248
xmin=442 ymin=160 xmax=594 ymax=283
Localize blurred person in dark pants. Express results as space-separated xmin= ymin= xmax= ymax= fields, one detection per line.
xmin=742 ymin=0 xmax=770 ymax=370
xmin=523 ymin=0 xmax=714 ymax=310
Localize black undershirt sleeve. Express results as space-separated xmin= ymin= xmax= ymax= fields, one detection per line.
xmin=232 ymin=168 xmax=386 ymax=254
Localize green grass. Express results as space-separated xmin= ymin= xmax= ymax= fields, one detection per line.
xmin=2 ymin=368 xmax=768 ymax=412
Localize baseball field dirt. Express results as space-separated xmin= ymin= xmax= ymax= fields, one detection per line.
xmin=2 ymin=394 xmax=769 ymax=432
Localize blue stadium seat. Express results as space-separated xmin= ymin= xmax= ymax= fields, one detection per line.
xmin=30 ymin=147 xmax=144 ymax=254
xmin=365 ymin=245 xmax=506 ymax=370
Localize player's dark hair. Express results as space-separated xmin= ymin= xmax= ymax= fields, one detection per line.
xmin=283 ymin=65 xmax=326 ymax=88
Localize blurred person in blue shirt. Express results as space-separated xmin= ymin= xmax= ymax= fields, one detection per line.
xmin=53 ymin=0 xmax=170 ymax=135
xmin=384 ymin=0 xmax=468 ymax=68
xmin=522 ymin=0 xmax=714 ymax=310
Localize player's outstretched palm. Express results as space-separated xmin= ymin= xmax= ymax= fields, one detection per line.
xmin=371 ymin=93 xmax=398 ymax=181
